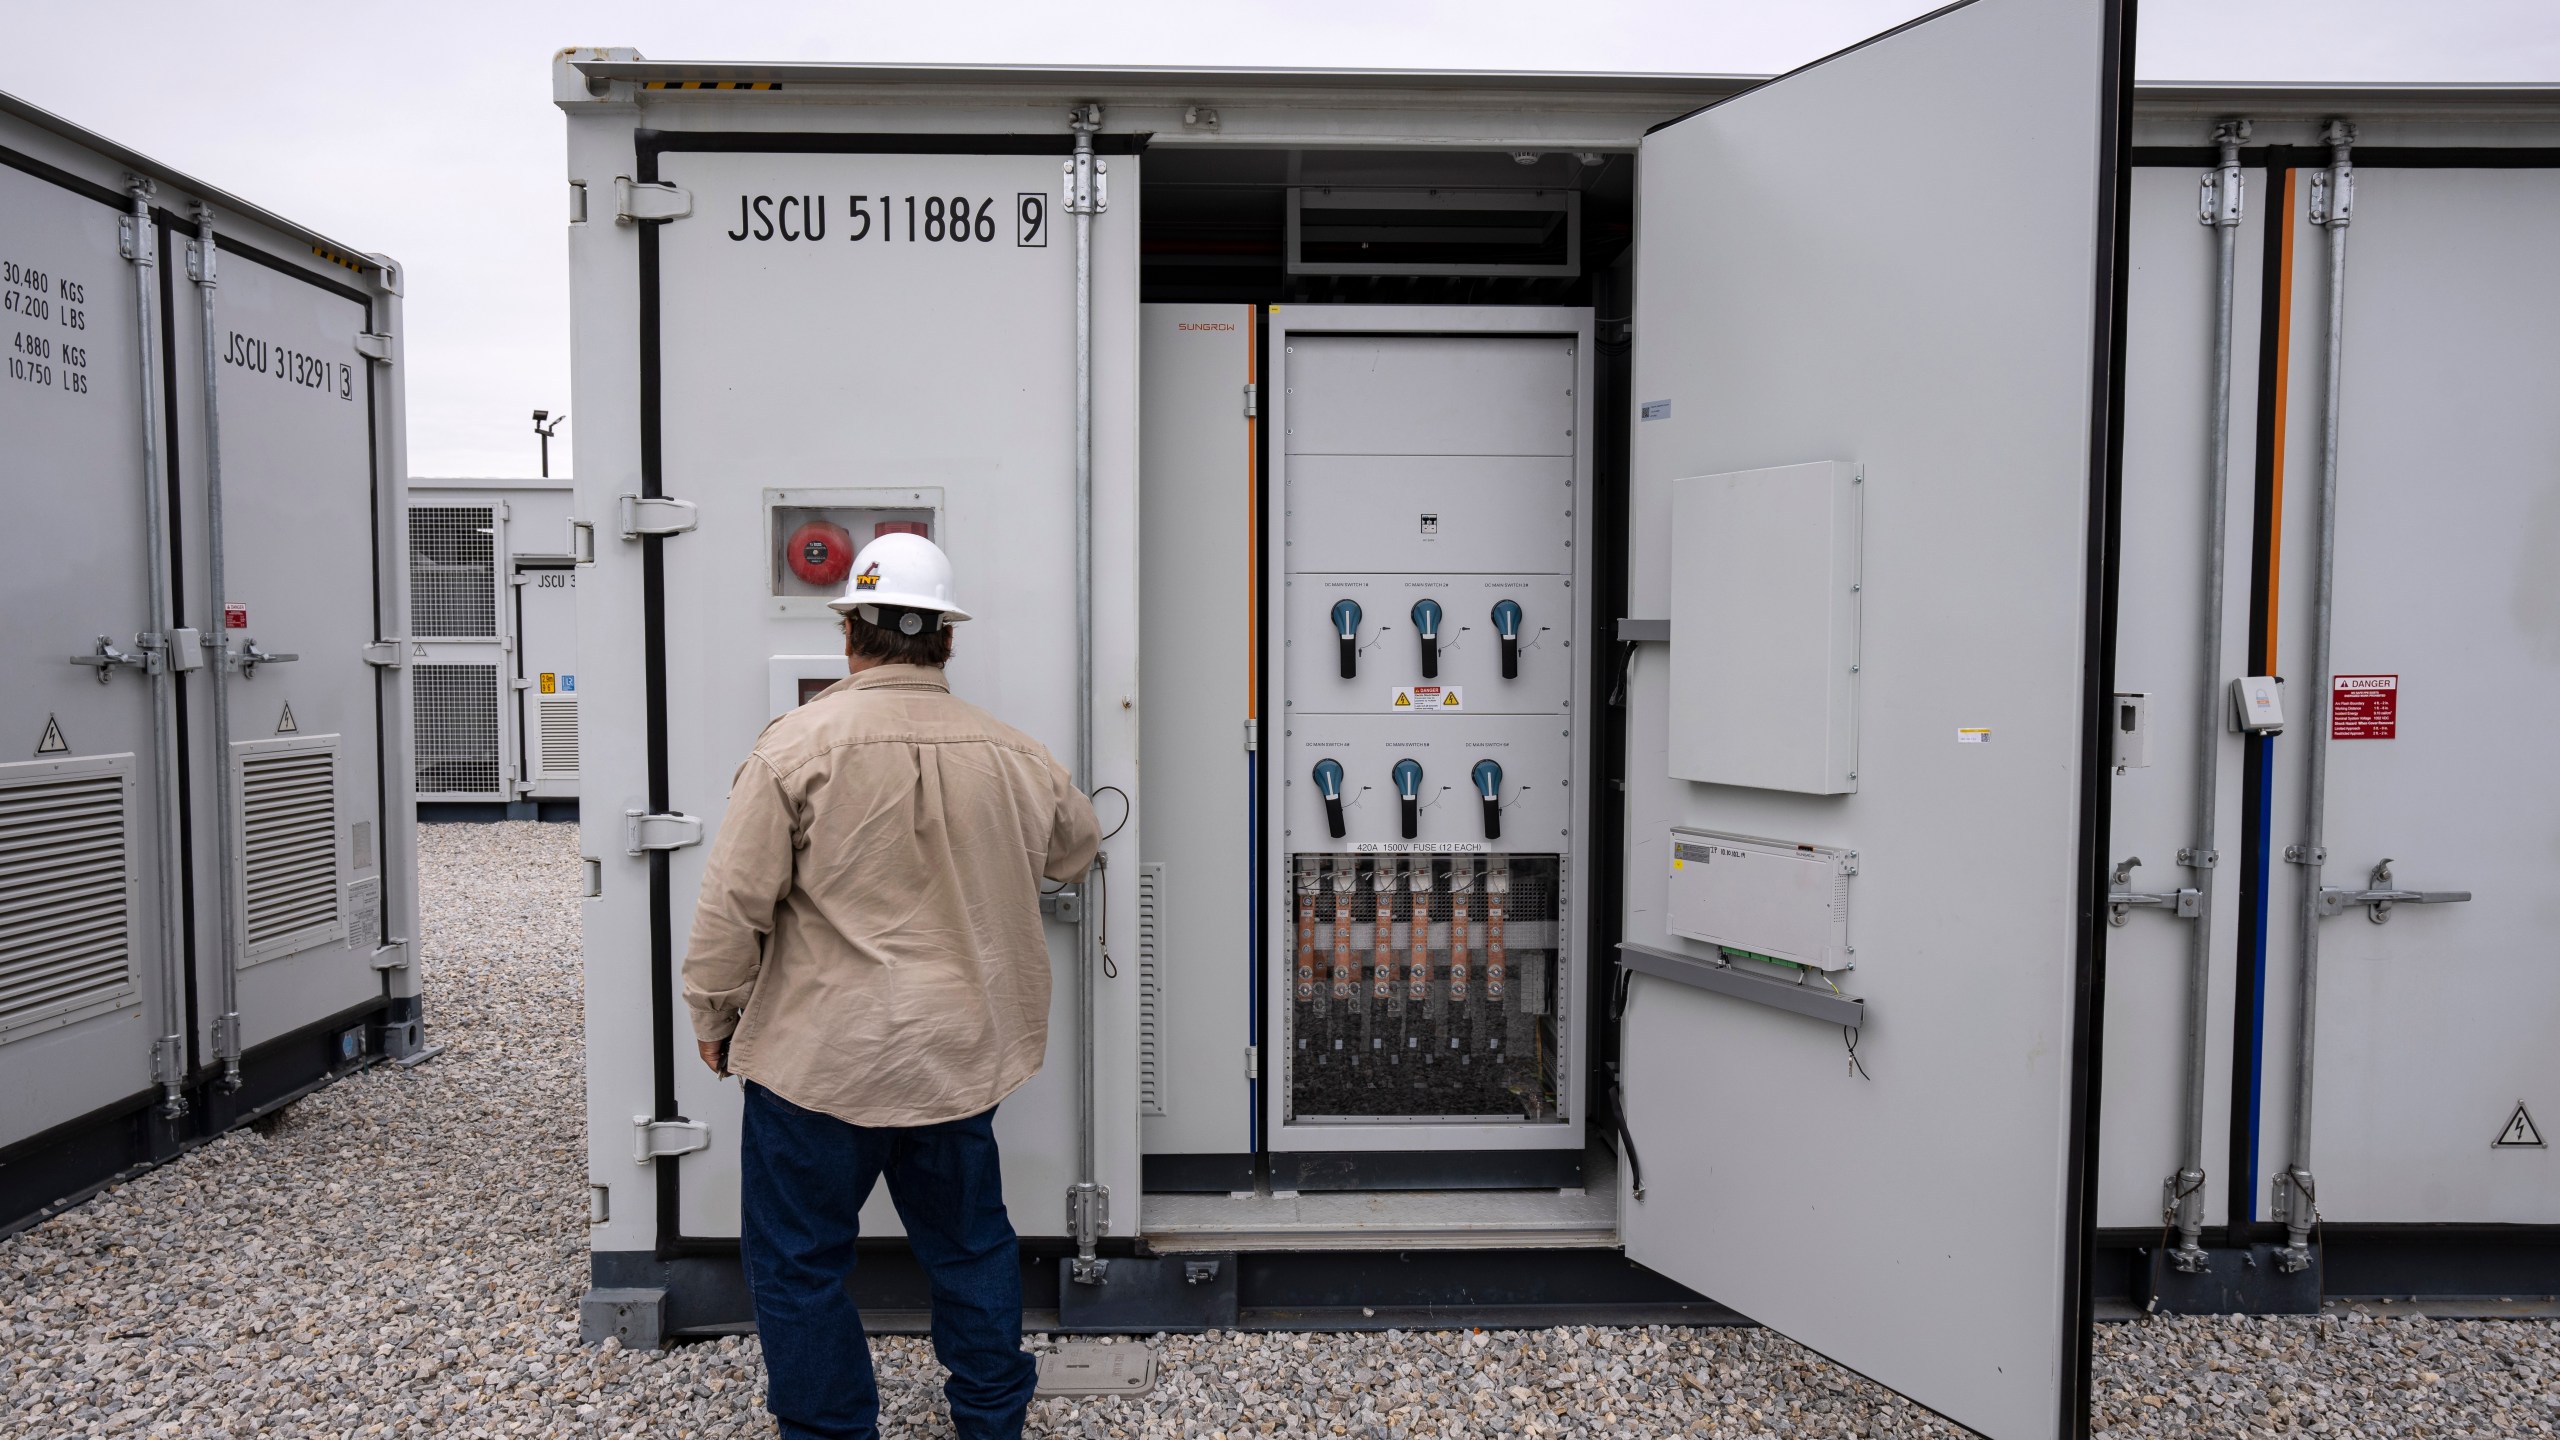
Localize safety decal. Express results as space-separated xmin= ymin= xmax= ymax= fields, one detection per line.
xmin=224 ymin=603 xmax=249 ymax=630
xmin=2495 ymin=1102 xmax=2545 ymax=1149
xmin=1957 ymin=727 xmax=1991 ymax=744
xmin=35 ymin=714 xmax=68 ymax=755
xmin=1392 ymin=685 xmax=1464 ymax=712
xmin=561 ymin=674 xmax=575 ymax=692
xmin=539 ymin=673 xmax=558 ymax=695
xmin=276 ymin=703 xmax=298 ymax=735
xmin=2331 ymin=674 xmax=2397 ymax=740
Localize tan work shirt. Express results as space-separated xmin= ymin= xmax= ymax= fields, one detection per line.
xmin=683 ymin=664 xmax=1101 ymax=1128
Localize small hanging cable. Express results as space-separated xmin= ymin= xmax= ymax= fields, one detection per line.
xmin=1090 ymin=784 xmax=1131 ymax=842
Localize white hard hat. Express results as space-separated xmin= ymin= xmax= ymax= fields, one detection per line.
xmin=828 ymin=530 xmax=972 ymax=629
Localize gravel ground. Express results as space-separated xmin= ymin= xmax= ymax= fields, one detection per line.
xmin=6 ymin=820 xmax=2557 ymax=1438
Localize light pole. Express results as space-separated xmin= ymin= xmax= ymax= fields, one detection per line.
xmin=532 ymin=409 xmax=566 ymax=478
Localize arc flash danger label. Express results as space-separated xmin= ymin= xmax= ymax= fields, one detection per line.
xmin=2331 ymin=674 xmax=2397 ymax=740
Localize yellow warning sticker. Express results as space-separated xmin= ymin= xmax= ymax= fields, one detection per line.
xmin=540 ymin=672 xmax=558 ymax=695
xmin=1391 ymin=687 xmax=1416 ymax=709
xmin=1957 ymin=728 xmax=1992 ymax=744
xmin=1393 ymin=685 xmax=1464 ymax=712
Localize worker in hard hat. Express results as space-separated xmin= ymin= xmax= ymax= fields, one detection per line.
xmin=682 ymin=531 xmax=1099 ymax=1440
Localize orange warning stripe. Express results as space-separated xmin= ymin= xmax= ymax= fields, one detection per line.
xmin=2264 ymin=168 xmax=2299 ymax=669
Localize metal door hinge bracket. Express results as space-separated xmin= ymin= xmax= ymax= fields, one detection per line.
xmin=2178 ymin=848 xmax=2218 ymax=869
xmin=362 ymin=641 xmax=404 ymax=670
xmin=2284 ymin=845 xmax=2325 ymax=866
xmin=633 ymin=1116 xmax=710 ymax=1163
xmin=2317 ymin=857 xmax=2471 ymax=924
xmin=1040 ymin=886 xmax=1084 ymax=924
xmin=624 ymin=810 xmax=703 ymax=854
xmin=615 ymin=178 xmax=694 ymax=224
xmin=371 ymin=940 xmax=412 ymax=972
xmin=1243 ymin=719 xmax=1259 ymax=752
xmin=1245 ymin=1044 xmax=1259 ymax=1080
xmin=354 ymin=332 xmax=393 ymax=363
xmin=1242 ymin=382 xmax=1258 ymax=418
xmin=618 ymin=495 xmax=698 ymax=539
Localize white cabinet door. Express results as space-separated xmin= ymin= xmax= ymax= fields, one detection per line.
xmin=1619 ymin=1 xmax=2129 ymax=1436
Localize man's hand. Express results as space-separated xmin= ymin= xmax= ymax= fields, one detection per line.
xmin=698 ymin=1039 xmax=731 ymax=1078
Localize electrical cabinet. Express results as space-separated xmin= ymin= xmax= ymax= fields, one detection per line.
xmin=1267 ymin=308 xmax=1592 ymax=1182
xmin=408 ymin=479 xmax=580 ymax=807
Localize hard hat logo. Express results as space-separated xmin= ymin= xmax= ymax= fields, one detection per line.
xmin=828 ymin=532 xmax=972 ymax=624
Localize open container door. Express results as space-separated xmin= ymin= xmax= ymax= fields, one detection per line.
xmin=1618 ymin=1 xmax=2129 ymax=1436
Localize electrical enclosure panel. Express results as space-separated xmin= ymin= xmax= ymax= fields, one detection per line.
xmin=1667 ymin=461 xmax=1862 ymax=794
xmin=1664 ymin=827 xmax=1856 ymax=972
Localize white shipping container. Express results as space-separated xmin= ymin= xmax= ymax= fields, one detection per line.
xmin=555 ymin=12 xmax=2560 ymax=1436
xmin=1 ymin=89 xmax=419 ymax=1232
xmin=407 ymin=478 xmax=581 ymax=812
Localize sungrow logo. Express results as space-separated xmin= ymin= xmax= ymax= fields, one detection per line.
xmin=1177 ymin=322 xmax=1237 ymax=331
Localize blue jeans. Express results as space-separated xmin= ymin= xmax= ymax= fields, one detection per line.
xmin=740 ymin=1082 xmax=1037 ymax=1440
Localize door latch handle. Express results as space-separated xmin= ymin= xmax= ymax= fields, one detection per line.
xmin=2108 ymin=856 xmax=2200 ymax=927
xmin=69 ymin=634 xmax=150 ymax=682
xmin=2318 ymin=857 xmax=2472 ymax=923
xmin=239 ymin=640 xmax=299 ymax=676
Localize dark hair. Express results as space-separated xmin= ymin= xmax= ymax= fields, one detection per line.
xmin=843 ymin=609 xmax=953 ymax=668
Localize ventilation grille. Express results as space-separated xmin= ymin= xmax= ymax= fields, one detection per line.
xmin=1137 ymin=862 xmax=1164 ymax=1118
xmin=1288 ymin=188 xmax=1580 ymax=278
xmin=409 ymin=505 xmax=497 ymax=638
xmin=538 ymin=698 xmax=579 ymax=778
xmin=414 ymin=664 xmax=503 ymax=797
xmin=0 ymin=764 xmax=138 ymax=1039
xmin=239 ymin=746 xmax=342 ymax=963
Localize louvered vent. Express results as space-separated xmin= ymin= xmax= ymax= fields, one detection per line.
xmin=538 ymin=698 xmax=579 ymax=778
xmin=0 ymin=761 xmax=138 ymax=1041
xmin=238 ymin=745 xmax=342 ymax=963
xmin=1137 ymin=862 xmax=1164 ymax=1118
xmin=414 ymin=664 xmax=503 ymax=797
xmin=409 ymin=505 xmax=497 ymax=638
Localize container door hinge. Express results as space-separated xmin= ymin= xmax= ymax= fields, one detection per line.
xmin=624 ymin=809 xmax=704 ymax=854
xmin=354 ymin=332 xmax=393 ymax=363
xmin=1244 ymin=719 xmax=1259 ymax=752
xmin=1245 ymin=1044 xmax=1259 ymax=1080
xmin=362 ymin=641 xmax=404 ymax=669
xmin=618 ymin=495 xmax=698 ymax=539
xmin=1039 ymin=886 xmax=1084 ymax=924
xmin=1242 ymin=382 xmax=1258 ymax=418
xmin=615 ymin=178 xmax=694 ymax=224
xmin=633 ymin=1116 xmax=710 ymax=1164
xmin=371 ymin=940 xmax=412 ymax=972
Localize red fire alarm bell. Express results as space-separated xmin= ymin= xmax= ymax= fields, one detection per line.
xmin=785 ymin=521 xmax=857 ymax=586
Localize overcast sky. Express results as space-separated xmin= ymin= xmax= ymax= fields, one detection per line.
xmin=4 ymin=0 xmax=2552 ymax=478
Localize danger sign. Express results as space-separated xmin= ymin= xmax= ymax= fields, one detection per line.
xmin=2330 ymin=674 xmax=2397 ymax=740
xmin=1390 ymin=685 xmax=1464 ymax=713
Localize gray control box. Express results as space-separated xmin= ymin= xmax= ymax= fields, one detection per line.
xmin=1665 ymin=827 xmax=1858 ymax=972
